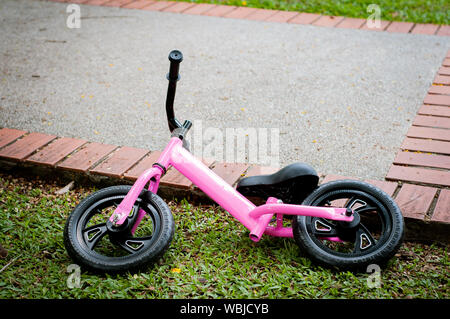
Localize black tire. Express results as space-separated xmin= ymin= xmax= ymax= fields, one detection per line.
xmin=64 ymin=185 xmax=175 ymax=273
xmin=292 ymin=180 xmax=404 ymax=271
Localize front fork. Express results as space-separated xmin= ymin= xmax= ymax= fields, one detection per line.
xmin=109 ymin=164 xmax=164 ymax=233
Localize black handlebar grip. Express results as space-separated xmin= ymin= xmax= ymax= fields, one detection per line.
xmin=169 ymin=50 xmax=183 ymax=63
xmin=168 ymin=50 xmax=183 ymax=81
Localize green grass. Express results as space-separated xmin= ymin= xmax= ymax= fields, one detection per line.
xmin=0 ymin=172 xmax=448 ymax=299
xmin=172 ymin=0 xmax=449 ymax=25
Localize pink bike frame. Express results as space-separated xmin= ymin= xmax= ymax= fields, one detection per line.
xmin=110 ymin=137 xmax=353 ymax=242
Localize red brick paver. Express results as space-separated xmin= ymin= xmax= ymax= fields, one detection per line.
xmin=161 ymin=158 xmax=215 ymax=189
xmin=423 ymin=94 xmax=450 ymax=106
xmin=122 ymin=0 xmax=155 ymax=9
xmin=123 ymin=151 xmax=162 ymax=180
xmin=211 ymin=162 xmax=249 ymax=186
xmin=312 ymin=15 xmax=344 ymax=27
xmin=265 ymin=10 xmax=299 ymax=23
xmin=223 ymin=6 xmax=257 ymax=19
xmin=84 ymin=0 xmax=111 ymax=6
xmin=406 ymin=126 xmax=450 ymax=141
xmin=288 ymin=13 xmax=321 ymax=25
xmin=320 ymin=174 xmax=398 ymax=197
xmin=438 ymin=67 xmax=450 ymax=76
xmin=401 ymin=137 xmax=450 ymax=155
xmin=102 ymin=0 xmax=134 ymax=7
xmin=57 ymin=142 xmax=117 ymax=173
xmin=431 ymin=189 xmax=450 ymax=223
xmin=365 ymin=179 xmax=398 ymax=197
xmin=0 ymin=132 xmax=56 ymax=161
xmin=417 ymin=105 xmax=450 ymax=117
xmin=413 ymin=115 xmax=450 ymax=129
xmin=63 ymin=0 xmax=90 ymax=4
xmin=360 ymin=20 xmax=390 ymax=31
xmin=245 ymin=9 xmax=278 ymax=21
xmin=393 ymin=151 xmax=450 ymax=170
xmin=160 ymin=167 xmax=192 ymax=189
xmin=161 ymin=1 xmax=195 ymax=13
xmin=434 ymin=75 xmax=450 ymax=85
xmin=336 ymin=18 xmax=366 ymax=29
xmin=26 ymin=137 xmax=87 ymax=166
xmin=385 ymin=21 xmax=414 ymax=33
xmin=411 ymin=23 xmax=439 ymax=35
xmin=141 ymin=0 xmax=175 ymax=11
xmin=428 ymin=85 xmax=450 ymax=95
xmin=203 ymin=5 xmax=237 ymax=17
xmin=394 ymin=184 xmax=437 ymax=220
xmin=443 ymin=58 xmax=450 ymax=67
xmin=182 ymin=3 xmax=216 ymax=15
xmin=90 ymin=146 xmax=149 ymax=178
xmin=243 ymin=165 xmax=279 ymax=178
xmin=320 ymin=174 xmax=351 ymax=184
xmin=0 ymin=128 xmax=26 ymax=149
xmin=386 ymin=165 xmax=450 ymax=187
xmin=437 ymin=25 xmax=450 ymax=37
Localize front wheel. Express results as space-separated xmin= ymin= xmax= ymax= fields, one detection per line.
xmin=292 ymin=180 xmax=404 ymax=271
xmin=64 ymin=185 xmax=175 ymax=273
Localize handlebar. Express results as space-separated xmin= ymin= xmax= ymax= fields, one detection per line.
xmin=166 ymin=50 xmax=184 ymax=132
xmin=168 ymin=50 xmax=183 ymax=80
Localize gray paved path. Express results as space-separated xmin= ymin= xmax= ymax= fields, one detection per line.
xmin=0 ymin=0 xmax=449 ymax=179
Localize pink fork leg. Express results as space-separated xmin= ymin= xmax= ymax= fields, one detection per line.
xmin=109 ymin=166 xmax=163 ymax=226
xmin=130 ymin=171 xmax=162 ymax=235
xmin=131 ymin=208 xmax=147 ymax=235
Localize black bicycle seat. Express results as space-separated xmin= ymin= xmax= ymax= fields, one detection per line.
xmin=236 ymin=163 xmax=319 ymax=204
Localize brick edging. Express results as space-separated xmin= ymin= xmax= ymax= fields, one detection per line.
xmin=45 ymin=0 xmax=450 ymax=36
xmin=385 ymin=50 xmax=450 ymax=227
xmin=0 ymin=127 xmax=448 ymax=242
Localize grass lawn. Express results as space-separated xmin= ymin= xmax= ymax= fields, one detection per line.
xmin=0 ymin=172 xmax=448 ymax=299
xmin=172 ymin=0 xmax=449 ymax=25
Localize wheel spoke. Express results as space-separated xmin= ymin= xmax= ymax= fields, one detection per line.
xmin=354 ymin=206 xmax=378 ymax=214
xmin=344 ymin=196 xmax=355 ymax=208
xmin=114 ymin=236 xmax=153 ymax=254
xmin=83 ymin=223 xmax=108 ymax=250
xmin=353 ymin=224 xmax=376 ymax=253
xmin=312 ymin=218 xmax=339 ymax=237
xmin=346 ymin=197 xmax=368 ymax=211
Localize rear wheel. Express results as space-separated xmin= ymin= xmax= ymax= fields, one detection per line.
xmin=64 ymin=185 xmax=175 ymax=273
xmin=292 ymin=180 xmax=404 ymax=271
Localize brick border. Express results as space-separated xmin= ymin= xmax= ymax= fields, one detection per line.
xmin=45 ymin=0 xmax=449 ymax=36
xmin=385 ymin=50 xmax=450 ymax=229
xmin=0 ymin=127 xmax=448 ymax=242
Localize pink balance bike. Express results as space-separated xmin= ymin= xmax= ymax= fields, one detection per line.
xmin=64 ymin=50 xmax=404 ymax=273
